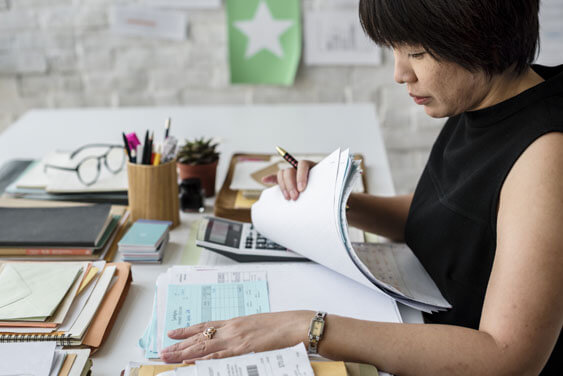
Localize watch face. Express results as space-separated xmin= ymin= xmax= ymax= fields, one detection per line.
xmin=311 ymin=320 xmax=323 ymax=336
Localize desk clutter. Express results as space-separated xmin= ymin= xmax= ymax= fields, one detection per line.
xmin=126 ymin=344 xmax=379 ymax=376
xmin=215 ymin=152 xmax=366 ymax=223
xmin=139 ymin=263 xmax=403 ymax=361
xmin=0 ymin=261 xmax=131 ymax=351
xmin=0 ymin=199 xmax=130 ymax=261
xmin=125 ymin=343 xmax=381 ymax=376
xmin=1 ymin=148 xmax=128 ymax=205
xmin=250 ymin=148 xmax=450 ymax=312
xmin=118 ymin=219 xmax=172 ymax=263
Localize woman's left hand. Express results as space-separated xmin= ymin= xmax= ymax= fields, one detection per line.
xmin=160 ymin=310 xmax=313 ymax=363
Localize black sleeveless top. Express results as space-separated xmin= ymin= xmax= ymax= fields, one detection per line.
xmin=404 ymin=64 xmax=563 ymax=374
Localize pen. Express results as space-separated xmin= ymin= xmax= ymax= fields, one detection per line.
xmin=276 ymin=146 xmax=298 ymax=169
xmin=142 ymin=130 xmax=149 ymax=164
xmin=164 ymin=117 xmax=171 ymax=139
xmin=122 ymin=132 xmax=132 ymax=162
xmin=148 ymin=131 xmax=154 ymax=165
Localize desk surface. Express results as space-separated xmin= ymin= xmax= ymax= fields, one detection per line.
xmin=0 ymin=104 xmax=422 ymax=375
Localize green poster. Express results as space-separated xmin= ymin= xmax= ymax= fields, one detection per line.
xmin=227 ymin=0 xmax=301 ymax=85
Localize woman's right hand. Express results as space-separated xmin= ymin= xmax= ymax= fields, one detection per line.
xmin=261 ymin=160 xmax=315 ymax=200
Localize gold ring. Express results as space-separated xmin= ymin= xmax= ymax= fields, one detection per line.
xmin=203 ymin=327 xmax=216 ymax=340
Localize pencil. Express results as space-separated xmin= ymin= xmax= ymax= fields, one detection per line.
xmin=276 ymin=146 xmax=298 ymax=169
xmin=164 ymin=117 xmax=171 ymax=139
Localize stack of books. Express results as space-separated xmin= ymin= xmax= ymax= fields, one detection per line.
xmin=0 ymin=261 xmax=132 ymax=352
xmin=0 ymin=154 xmax=128 ymax=205
xmin=118 ymin=219 xmax=171 ymax=263
xmin=0 ymin=199 xmax=129 ymax=261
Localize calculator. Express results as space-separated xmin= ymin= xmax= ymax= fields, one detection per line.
xmin=196 ymin=216 xmax=308 ymax=262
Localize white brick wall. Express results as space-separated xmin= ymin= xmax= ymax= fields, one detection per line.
xmin=0 ymin=0 xmax=443 ymax=194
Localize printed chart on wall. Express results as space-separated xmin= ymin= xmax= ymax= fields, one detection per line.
xmin=537 ymin=0 xmax=563 ymax=66
xmin=304 ymin=10 xmax=381 ymax=66
xmin=227 ymin=0 xmax=301 ymax=85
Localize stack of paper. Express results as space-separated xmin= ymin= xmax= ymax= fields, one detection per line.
xmin=251 ymin=148 xmax=451 ymax=313
xmin=118 ymin=220 xmax=172 ymax=263
xmin=0 ymin=343 xmax=92 ymax=376
xmin=229 ymin=154 xmax=364 ymax=204
xmin=0 ymin=261 xmax=132 ymax=352
xmin=128 ymin=344 xmax=314 ymax=376
xmin=2 ymin=151 xmax=128 ymax=204
xmin=0 ymin=198 xmax=130 ymax=261
xmin=139 ymin=263 xmax=401 ymax=360
xmin=124 ymin=349 xmax=380 ymax=376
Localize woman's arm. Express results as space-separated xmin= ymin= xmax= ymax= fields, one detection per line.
xmin=346 ymin=193 xmax=413 ymax=242
xmin=328 ymin=133 xmax=563 ymax=374
xmin=162 ymin=133 xmax=562 ymax=375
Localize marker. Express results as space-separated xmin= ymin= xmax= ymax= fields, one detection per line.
xmin=276 ymin=146 xmax=298 ymax=169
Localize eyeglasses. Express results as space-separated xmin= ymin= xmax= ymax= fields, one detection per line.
xmin=44 ymin=144 xmax=126 ymax=186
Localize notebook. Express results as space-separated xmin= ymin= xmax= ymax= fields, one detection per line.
xmin=118 ymin=220 xmax=171 ymax=252
xmin=0 ymin=204 xmax=112 ymax=247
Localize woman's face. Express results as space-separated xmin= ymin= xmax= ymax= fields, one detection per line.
xmin=393 ymin=46 xmax=492 ymax=118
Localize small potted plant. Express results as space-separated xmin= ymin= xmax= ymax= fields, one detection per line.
xmin=176 ymin=137 xmax=220 ymax=197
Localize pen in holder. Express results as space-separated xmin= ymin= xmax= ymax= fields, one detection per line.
xmin=127 ymin=161 xmax=180 ymax=229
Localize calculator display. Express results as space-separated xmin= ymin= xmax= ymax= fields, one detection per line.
xmin=205 ymin=219 xmax=242 ymax=248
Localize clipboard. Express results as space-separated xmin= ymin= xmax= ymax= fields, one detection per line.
xmin=214 ymin=153 xmax=367 ymax=223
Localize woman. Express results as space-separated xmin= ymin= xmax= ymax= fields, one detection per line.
xmin=161 ymin=1 xmax=562 ymax=374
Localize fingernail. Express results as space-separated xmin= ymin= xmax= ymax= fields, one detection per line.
xmin=282 ymin=190 xmax=289 ymax=200
xmin=290 ymin=189 xmax=298 ymax=200
xmin=297 ymin=182 xmax=304 ymax=191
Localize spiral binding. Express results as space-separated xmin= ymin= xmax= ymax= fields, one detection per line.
xmin=0 ymin=333 xmax=73 ymax=346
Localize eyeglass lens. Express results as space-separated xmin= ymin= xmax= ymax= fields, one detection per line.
xmin=77 ymin=157 xmax=101 ymax=185
xmin=105 ymin=147 xmax=126 ymax=172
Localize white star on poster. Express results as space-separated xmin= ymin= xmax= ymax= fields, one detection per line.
xmin=233 ymin=1 xmax=294 ymax=59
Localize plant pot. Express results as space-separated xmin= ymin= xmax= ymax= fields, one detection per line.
xmin=177 ymin=160 xmax=218 ymax=197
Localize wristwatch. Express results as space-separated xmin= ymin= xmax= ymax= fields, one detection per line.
xmin=307 ymin=311 xmax=326 ymax=354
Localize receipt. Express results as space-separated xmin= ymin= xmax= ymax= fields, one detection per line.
xmin=194 ymin=343 xmax=314 ymax=376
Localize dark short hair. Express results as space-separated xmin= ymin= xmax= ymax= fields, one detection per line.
xmin=359 ymin=0 xmax=540 ymax=76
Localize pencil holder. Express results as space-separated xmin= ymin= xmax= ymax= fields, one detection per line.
xmin=127 ymin=161 xmax=180 ymax=229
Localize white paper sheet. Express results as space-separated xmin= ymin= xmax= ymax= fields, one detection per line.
xmin=195 ymin=343 xmax=314 ymax=376
xmin=252 ymin=149 xmax=374 ymax=290
xmin=59 ymin=261 xmax=106 ymax=332
xmin=251 ymin=148 xmax=450 ymax=312
xmin=68 ymin=265 xmax=116 ymax=338
xmin=0 ymin=342 xmax=56 ymax=376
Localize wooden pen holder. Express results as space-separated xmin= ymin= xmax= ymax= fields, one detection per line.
xmin=127 ymin=161 xmax=180 ymax=229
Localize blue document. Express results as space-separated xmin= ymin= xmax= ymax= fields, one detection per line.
xmin=162 ymin=281 xmax=270 ymax=348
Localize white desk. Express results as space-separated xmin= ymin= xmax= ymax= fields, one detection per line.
xmin=0 ymin=104 xmax=422 ymax=375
